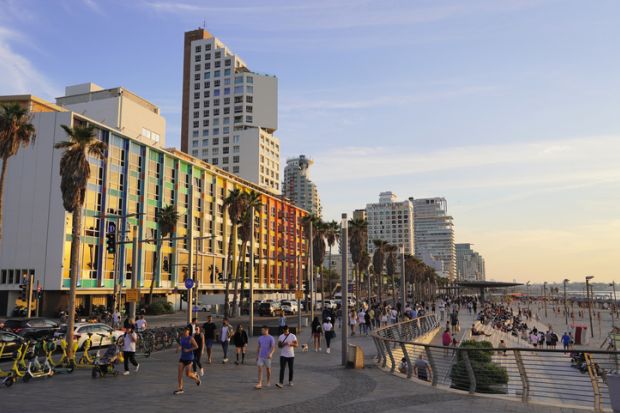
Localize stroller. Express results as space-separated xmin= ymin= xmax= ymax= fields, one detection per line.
xmin=92 ymin=343 xmax=120 ymax=378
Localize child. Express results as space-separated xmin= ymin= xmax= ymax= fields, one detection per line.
xmin=398 ymin=357 xmax=407 ymax=374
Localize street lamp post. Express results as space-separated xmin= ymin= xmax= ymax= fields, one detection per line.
xmin=400 ymin=245 xmax=406 ymax=311
xmin=543 ymin=282 xmax=548 ymax=318
xmin=341 ymin=214 xmax=349 ymax=366
xmin=249 ymin=207 xmax=255 ymax=337
xmin=610 ymin=282 xmax=617 ymax=328
xmin=526 ymin=281 xmax=531 ymax=310
xmin=586 ymin=276 xmax=595 ymax=338
xmin=563 ymin=279 xmax=569 ymax=326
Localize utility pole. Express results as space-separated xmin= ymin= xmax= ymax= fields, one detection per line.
xmin=249 ymin=207 xmax=255 ymax=337
xmin=309 ymin=222 xmax=314 ymax=322
xmin=586 ymin=275 xmax=594 ymax=339
xmin=26 ymin=273 xmax=34 ymax=318
xmin=400 ymin=245 xmax=406 ymax=311
xmin=129 ymin=226 xmax=139 ymax=320
xmin=543 ymin=282 xmax=548 ymax=318
xmin=563 ymin=279 xmax=569 ymax=326
xmin=341 ymin=213 xmax=349 ymax=366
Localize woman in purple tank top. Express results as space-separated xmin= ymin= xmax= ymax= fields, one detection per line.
xmin=174 ymin=327 xmax=200 ymax=395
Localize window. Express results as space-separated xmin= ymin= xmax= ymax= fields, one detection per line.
xmin=213 ymin=108 xmax=220 ymax=116
xmin=246 ymin=96 xmax=253 ymax=103
xmin=192 ymin=130 xmax=199 ymax=138
xmin=213 ymin=138 xmax=219 ymax=145
xmin=212 ymin=148 xmax=219 ymax=155
xmin=194 ymin=54 xmax=201 ymax=62
xmin=193 ymin=92 xmax=199 ymax=99
xmin=214 ymin=80 xmax=220 ymax=87
xmin=194 ymin=73 xmax=200 ymax=81
xmin=192 ymin=140 xmax=199 ymax=147
xmin=222 ymin=166 xmax=229 ymax=172
xmin=233 ymin=156 xmax=239 ymax=163
xmin=234 ymin=86 xmax=244 ymax=94
xmin=192 ymin=149 xmax=198 ymax=156
xmin=224 ymin=68 xmax=231 ymax=76
xmin=224 ymin=78 xmax=231 ymax=85
xmin=234 ymin=76 xmax=243 ymax=84
xmin=233 ymin=135 xmax=240 ymax=144
xmin=202 ymin=149 xmax=208 ymax=157
xmin=213 ymin=89 xmax=220 ymax=97
xmin=205 ymin=72 xmax=210 ymax=79
xmin=233 ymin=145 xmax=239 ymax=153
xmin=246 ymin=116 xmax=253 ymax=123
xmin=223 ymin=108 xmax=230 ymax=115
xmin=234 ymin=116 xmax=242 ymax=123
xmin=193 ymin=121 xmax=199 ymax=128
xmin=193 ymin=111 xmax=199 ymax=119
xmin=205 ymin=44 xmax=211 ymax=51
xmin=224 ymin=87 xmax=230 ymax=95
xmin=212 ymin=158 xmax=218 ymax=165
xmin=215 ymin=51 xmax=221 ymax=58
xmin=246 ymin=105 xmax=253 ymax=113
xmin=223 ymin=147 xmax=229 ymax=154
xmin=233 ymin=166 xmax=239 ymax=173
xmin=223 ymin=117 xmax=230 ymax=125
xmin=225 ymin=59 xmax=231 ymax=66
xmin=214 ymin=70 xmax=220 ymax=78
xmin=222 ymin=157 xmax=229 ymax=164
xmin=194 ymin=64 xmax=200 ymax=71
xmin=246 ymin=86 xmax=253 ymax=93
xmin=215 ymin=60 xmax=221 ymax=68
xmin=202 ymin=138 xmax=208 ymax=145
xmin=246 ymin=76 xmax=253 ymax=84
xmin=234 ymin=105 xmax=242 ymax=113
xmin=204 ymin=63 xmax=210 ymax=70
xmin=223 ymin=126 xmax=229 ymax=134
xmin=202 ymin=119 xmax=209 ymax=127
xmin=195 ymin=45 xmax=201 ymax=53
xmin=213 ymin=118 xmax=219 ymax=126
xmin=203 ymin=90 xmax=210 ymax=97
xmin=213 ymin=128 xmax=220 ymax=135
xmin=234 ymin=96 xmax=243 ymax=103
xmin=205 ymin=53 xmax=211 ymax=60
xmin=194 ymin=83 xmax=200 ymax=90
xmin=223 ymin=137 xmax=229 ymax=144
xmin=193 ymin=101 xmax=199 ymax=109
xmin=213 ymin=99 xmax=220 ymax=106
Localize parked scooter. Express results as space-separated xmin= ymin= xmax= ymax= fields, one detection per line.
xmin=22 ymin=340 xmax=54 ymax=382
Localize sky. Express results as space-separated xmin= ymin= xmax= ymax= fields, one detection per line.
xmin=1 ymin=0 xmax=619 ymax=284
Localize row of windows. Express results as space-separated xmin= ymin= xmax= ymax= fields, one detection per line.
xmin=0 ymin=269 xmax=34 ymax=285
xmin=192 ymin=116 xmax=252 ymax=130
xmin=194 ymin=95 xmax=253 ymax=108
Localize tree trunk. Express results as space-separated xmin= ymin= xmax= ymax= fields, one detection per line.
xmin=148 ymin=240 xmax=160 ymax=306
xmin=328 ymin=246 xmax=333 ymax=299
xmin=0 ymin=157 xmax=8 ymax=243
xmin=378 ymin=272 xmax=383 ymax=306
xmin=224 ymin=226 xmax=235 ymax=317
xmin=231 ymin=231 xmax=240 ymax=317
xmin=234 ymin=241 xmax=247 ymax=316
xmin=66 ymin=208 xmax=82 ymax=358
xmin=391 ymin=272 xmax=396 ymax=307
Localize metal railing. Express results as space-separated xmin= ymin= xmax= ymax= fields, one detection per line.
xmin=372 ymin=315 xmax=620 ymax=412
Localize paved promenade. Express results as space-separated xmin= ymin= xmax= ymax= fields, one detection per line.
xmin=2 ymin=326 xmax=588 ymax=413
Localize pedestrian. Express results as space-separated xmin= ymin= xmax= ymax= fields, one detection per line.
xmin=187 ymin=317 xmax=198 ymax=335
xmin=364 ymin=311 xmax=371 ymax=335
xmin=499 ymin=339 xmax=507 ymax=356
xmin=276 ymin=325 xmax=298 ymax=388
xmin=220 ymin=318 xmax=232 ymax=363
xmin=112 ymin=310 xmax=121 ymax=329
xmin=255 ymin=325 xmax=275 ymax=389
xmin=174 ymin=327 xmax=201 ymax=395
xmin=439 ymin=301 xmax=446 ymax=321
xmin=135 ymin=315 xmax=147 ymax=331
xmin=358 ymin=308 xmax=366 ymax=335
xmin=123 ymin=316 xmax=134 ymax=330
xmin=202 ymin=315 xmax=217 ymax=364
xmin=311 ymin=316 xmax=322 ymax=352
xmin=561 ymin=332 xmax=571 ymax=352
xmin=121 ymin=325 xmax=139 ymax=375
xmin=413 ymin=354 xmax=432 ymax=381
xmin=278 ymin=311 xmax=287 ymax=335
xmin=323 ymin=317 xmax=334 ymax=353
xmin=442 ymin=328 xmax=451 ymax=356
xmin=349 ymin=310 xmax=357 ymax=336
xmin=192 ymin=325 xmax=205 ymax=376
xmin=233 ymin=324 xmax=249 ymax=365
xmin=450 ymin=310 xmax=459 ymax=332
xmin=380 ymin=310 xmax=388 ymax=327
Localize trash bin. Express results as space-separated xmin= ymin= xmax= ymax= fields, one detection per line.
xmin=608 ymin=374 xmax=620 ymax=413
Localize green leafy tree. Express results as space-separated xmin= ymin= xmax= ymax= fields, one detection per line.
xmin=148 ymin=204 xmax=179 ymax=304
xmin=372 ymin=239 xmax=388 ymax=304
xmin=223 ymin=188 xmax=244 ymax=316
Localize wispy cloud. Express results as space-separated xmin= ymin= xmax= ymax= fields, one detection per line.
xmin=0 ymin=26 xmax=60 ymax=98
xmin=82 ymin=0 xmax=105 ymax=14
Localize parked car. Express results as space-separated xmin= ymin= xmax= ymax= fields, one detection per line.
xmin=56 ymin=323 xmax=124 ymax=350
xmin=316 ymin=299 xmax=338 ymax=310
xmin=192 ymin=302 xmax=213 ymax=312
xmin=258 ymin=302 xmax=281 ymax=317
xmin=280 ymin=300 xmax=298 ymax=314
xmin=0 ymin=330 xmax=25 ymax=359
xmin=4 ymin=318 xmax=60 ymax=340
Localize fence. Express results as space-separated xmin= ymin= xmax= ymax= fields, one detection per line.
xmin=371 ymin=314 xmax=620 ymax=412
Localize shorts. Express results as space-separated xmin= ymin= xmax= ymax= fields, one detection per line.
xmin=205 ymin=338 xmax=214 ymax=349
xmin=312 ymin=332 xmax=321 ymax=338
xmin=257 ymin=357 xmax=272 ymax=368
xmin=179 ymin=359 xmax=193 ymax=366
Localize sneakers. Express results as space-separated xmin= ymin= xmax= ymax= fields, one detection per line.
xmin=288 ymin=382 xmax=294 ymax=387
xmin=255 ymin=384 xmax=262 ymax=389
xmin=123 ymin=371 xmax=130 ymax=376
xmin=134 ymin=364 xmax=140 ymax=372
xmin=318 ymin=347 xmax=321 ymax=351
xmin=200 ymin=368 xmax=204 ymax=376
xmin=173 ymin=389 xmax=184 ymax=395
xmin=326 ymin=348 xmax=330 ymax=354
xmin=275 ymin=383 xmax=283 ymax=388
xmin=223 ymin=358 xmax=229 ymax=363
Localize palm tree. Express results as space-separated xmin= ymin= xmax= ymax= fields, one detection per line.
xmin=372 ymin=239 xmax=388 ymax=305
xmin=312 ymin=220 xmax=327 ymax=311
xmin=234 ymin=191 xmax=261 ymax=315
xmin=348 ymin=218 xmax=367 ymax=305
xmin=359 ymin=251 xmax=371 ymax=303
xmin=301 ymin=214 xmax=319 ymax=306
xmin=223 ymin=188 xmax=244 ymax=316
xmin=0 ymin=103 xmax=36 ymax=243
xmin=148 ymin=204 xmax=179 ymax=304
xmin=55 ymin=124 xmax=106 ymax=357
xmin=385 ymin=244 xmax=398 ymax=306
xmin=324 ymin=221 xmax=339 ymax=304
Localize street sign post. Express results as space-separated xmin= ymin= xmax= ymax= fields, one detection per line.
xmin=295 ymin=290 xmax=303 ymax=300
xmin=107 ymin=221 xmax=117 ymax=234
xmin=126 ymin=289 xmax=139 ymax=302
xmin=184 ymin=278 xmax=195 ymax=289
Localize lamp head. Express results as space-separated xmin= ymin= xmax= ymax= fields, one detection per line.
xmin=585 ymin=275 xmax=594 ymax=281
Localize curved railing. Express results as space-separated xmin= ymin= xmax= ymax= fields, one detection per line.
xmin=371 ymin=317 xmax=620 ymax=412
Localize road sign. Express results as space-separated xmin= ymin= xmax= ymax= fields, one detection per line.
xmin=295 ymin=290 xmax=303 ymax=300
xmin=126 ymin=289 xmax=139 ymax=302
xmin=184 ymin=278 xmax=194 ymax=289
xmin=107 ymin=221 xmax=117 ymax=234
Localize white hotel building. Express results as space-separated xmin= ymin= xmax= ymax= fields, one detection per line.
xmin=181 ymin=28 xmax=281 ymax=193
xmin=366 ymin=192 xmax=414 ymax=256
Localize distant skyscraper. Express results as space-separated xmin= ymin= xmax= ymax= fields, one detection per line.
xmin=366 ymin=192 xmax=414 ymax=255
xmin=353 ymin=209 xmax=367 ymax=221
xmin=181 ymin=28 xmax=281 ymax=193
xmin=412 ymin=197 xmax=456 ymax=280
xmin=456 ymin=243 xmax=486 ymax=281
xmin=282 ymin=155 xmax=321 ymax=216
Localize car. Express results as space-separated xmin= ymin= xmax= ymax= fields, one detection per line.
xmin=258 ymin=302 xmax=280 ymax=316
xmin=58 ymin=323 xmax=124 ymax=350
xmin=4 ymin=318 xmax=60 ymax=340
xmin=192 ymin=302 xmax=213 ymax=312
xmin=316 ymin=299 xmax=338 ymax=310
xmin=0 ymin=330 xmax=25 ymax=359
xmin=280 ymin=300 xmax=298 ymax=314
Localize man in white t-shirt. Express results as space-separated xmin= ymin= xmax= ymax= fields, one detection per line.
xmin=275 ymin=325 xmax=298 ymax=388
xmin=121 ymin=326 xmax=139 ymax=375
xmin=135 ymin=315 xmax=147 ymax=331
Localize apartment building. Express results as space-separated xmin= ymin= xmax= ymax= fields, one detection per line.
xmin=456 ymin=243 xmax=486 ymax=281
xmin=181 ymin=28 xmax=281 ymax=193
xmin=366 ymin=192 xmax=414 ymax=255
xmin=282 ymin=155 xmax=321 ymax=216
xmin=412 ymin=197 xmax=456 ymax=280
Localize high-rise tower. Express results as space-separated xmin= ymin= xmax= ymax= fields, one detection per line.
xmin=181 ymin=28 xmax=280 ymax=193
xmin=282 ymin=155 xmax=321 ymax=216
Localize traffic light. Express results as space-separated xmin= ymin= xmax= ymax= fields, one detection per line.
xmin=218 ymin=272 xmax=224 ymax=282
xmin=162 ymin=257 xmax=170 ymax=272
xmin=180 ymin=290 xmax=187 ymax=302
xmin=19 ymin=282 xmax=27 ymax=301
xmin=106 ymin=232 xmax=116 ymax=254
xmin=303 ymin=280 xmax=309 ymax=295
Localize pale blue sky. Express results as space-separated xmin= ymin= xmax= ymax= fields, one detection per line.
xmin=1 ymin=0 xmax=619 ymax=282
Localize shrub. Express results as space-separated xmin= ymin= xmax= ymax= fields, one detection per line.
xmin=450 ymin=340 xmax=509 ymax=394
xmin=147 ymin=301 xmax=174 ymax=315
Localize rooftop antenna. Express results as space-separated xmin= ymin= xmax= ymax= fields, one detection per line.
xmin=202 ymin=18 xmax=206 ymax=29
